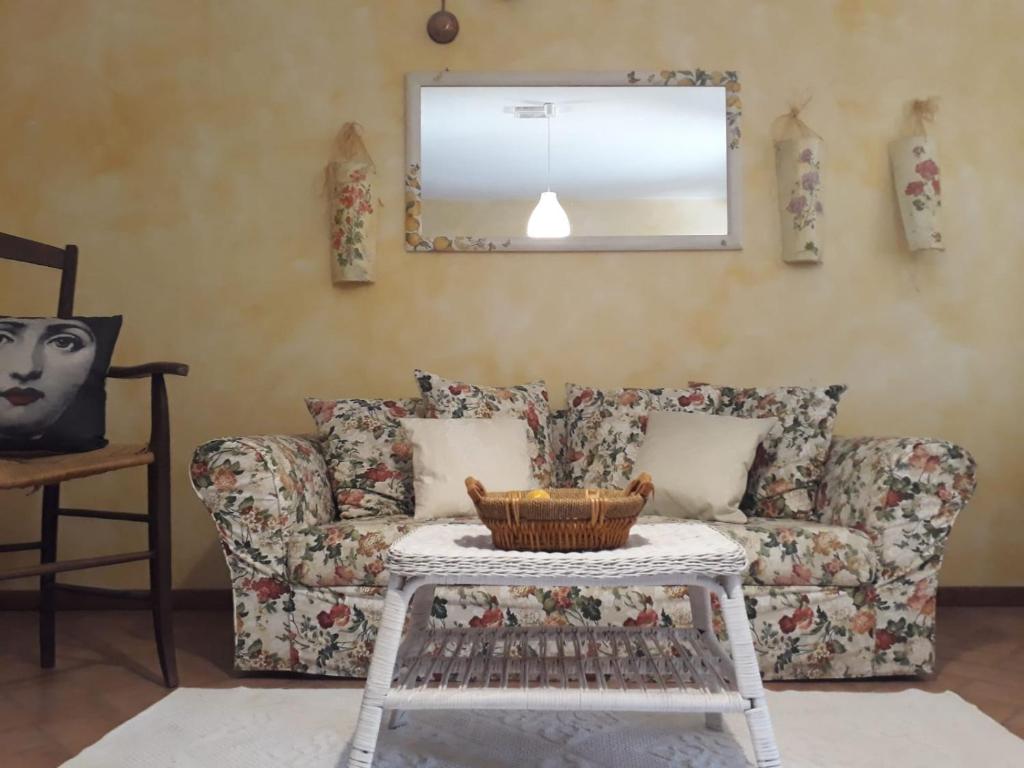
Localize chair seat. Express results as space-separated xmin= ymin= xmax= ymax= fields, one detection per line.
xmin=0 ymin=443 xmax=154 ymax=490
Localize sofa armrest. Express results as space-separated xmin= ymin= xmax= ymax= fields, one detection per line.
xmin=816 ymin=436 xmax=977 ymax=582
xmin=190 ymin=435 xmax=334 ymax=578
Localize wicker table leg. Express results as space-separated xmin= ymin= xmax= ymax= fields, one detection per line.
xmin=689 ymin=585 xmax=724 ymax=732
xmin=348 ymin=575 xmax=420 ymax=768
xmin=388 ymin=583 xmax=435 ymax=730
xmin=719 ymin=574 xmax=781 ymax=768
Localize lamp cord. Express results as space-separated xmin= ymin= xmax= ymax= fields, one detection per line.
xmin=546 ymin=107 xmax=552 ymax=192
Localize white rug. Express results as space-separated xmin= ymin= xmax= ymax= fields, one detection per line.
xmin=63 ymin=687 xmax=1024 ymax=767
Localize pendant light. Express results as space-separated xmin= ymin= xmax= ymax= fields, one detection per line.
xmin=527 ymin=104 xmax=571 ymax=238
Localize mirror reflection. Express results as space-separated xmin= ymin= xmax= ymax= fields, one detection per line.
xmin=419 ymin=85 xmax=729 ymax=240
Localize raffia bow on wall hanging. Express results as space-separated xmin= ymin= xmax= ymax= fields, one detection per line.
xmin=889 ymin=98 xmax=943 ymax=253
xmin=326 ymin=123 xmax=378 ymax=283
xmin=773 ymin=101 xmax=824 ymax=264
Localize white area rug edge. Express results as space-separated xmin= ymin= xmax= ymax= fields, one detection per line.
xmin=63 ymin=687 xmax=1024 ymax=768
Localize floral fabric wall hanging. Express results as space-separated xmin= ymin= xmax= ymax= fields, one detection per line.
xmin=326 ymin=123 xmax=377 ymax=283
xmin=773 ymin=104 xmax=824 ymax=264
xmin=889 ymin=99 xmax=943 ymax=254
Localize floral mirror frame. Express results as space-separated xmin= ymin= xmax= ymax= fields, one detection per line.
xmin=405 ymin=70 xmax=742 ymax=252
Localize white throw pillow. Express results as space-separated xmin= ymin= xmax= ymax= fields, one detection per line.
xmin=400 ymin=417 xmax=537 ymax=521
xmin=633 ymin=411 xmax=777 ymax=524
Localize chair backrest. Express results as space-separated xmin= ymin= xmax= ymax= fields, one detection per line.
xmin=0 ymin=232 xmax=78 ymax=318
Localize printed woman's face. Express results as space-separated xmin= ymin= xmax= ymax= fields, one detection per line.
xmin=0 ymin=318 xmax=97 ymax=436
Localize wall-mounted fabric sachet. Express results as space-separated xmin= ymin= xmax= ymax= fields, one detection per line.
xmin=327 ymin=122 xmax=377 ymax=283
xmin=890 ymin=99 xmax=943 ymax=254
xmin=773 ymin=104 xmax=824 ymax=264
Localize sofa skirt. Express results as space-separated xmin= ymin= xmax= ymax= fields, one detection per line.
xmin=227 ymin=572 xmax=938 ymax=681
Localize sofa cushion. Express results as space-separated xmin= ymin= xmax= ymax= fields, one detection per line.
xmin=414 ymin=370 xmax=555 ymax=487
xmin=696 ymin=383 xmax=846 ymax=521
xmin=286 ymin=516 xmax=875 ymax=589
xmin=636 ymin=411 xmax=777 ymax=524
xmin=305 ymin=398 xmax=420 ymax=519
xmin=401 ymin=417 xmax=536 ymax=521
xmin=563 ymin=383 xmax=724 ymax=489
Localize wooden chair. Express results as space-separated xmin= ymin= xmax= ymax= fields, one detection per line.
xmin=0 ymin=231 xmax=187 ymax=688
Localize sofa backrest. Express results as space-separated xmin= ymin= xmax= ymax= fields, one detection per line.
xmin=550 ymin=408 xmax=568 ymax=487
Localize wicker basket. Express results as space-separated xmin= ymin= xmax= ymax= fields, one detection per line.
xmin=465 ymin=474 xmax=654 ymax=552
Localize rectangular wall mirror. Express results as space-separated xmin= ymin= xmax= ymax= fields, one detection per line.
xmin=405 ymin=70 xmax=742 ymax=252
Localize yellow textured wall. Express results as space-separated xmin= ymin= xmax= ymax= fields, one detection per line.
xmin=0 ymin=0 xmax=1021 ymax=589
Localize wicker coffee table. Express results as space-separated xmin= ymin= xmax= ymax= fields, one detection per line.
xmin=347 ymin=522 xmax=781 ymax=767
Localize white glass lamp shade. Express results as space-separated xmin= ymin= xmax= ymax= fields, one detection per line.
xmin=527 ymin=191 xmax=571 ymax=238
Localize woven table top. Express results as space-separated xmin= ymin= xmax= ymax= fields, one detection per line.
xmin=386 ymin=522 xmax=747 ymax=581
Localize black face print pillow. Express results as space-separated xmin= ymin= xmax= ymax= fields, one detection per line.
xmin=0 ymin=316 xmax=122 ymax=453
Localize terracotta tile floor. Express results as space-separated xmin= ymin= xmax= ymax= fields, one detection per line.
xmin=1 ymin=606 xmax=1022 ymax=766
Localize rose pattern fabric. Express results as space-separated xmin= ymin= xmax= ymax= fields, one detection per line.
xmin=305 ymin=398 xmax=420 ymax=519
xmin=190 ymin=435 xmax=348 ymax=674
xmin=890 ymin=136 xmax=943 ymax=252
xmin=329 ymin=161 xmax=376 ymax=282
xmin=414 ymin=370 xmax=555 ymax=487
xmin=191 ymin=427 xmax=975 ymax=681
xmin=202 ymin=580 xmax=942 ymax=680
xmin=698 ymin=383 xmax=846 ymax=521
xmin=283 ymin=514 xmax=875 ymax=592
xmin=816 ymin=437 xmax=977 ymax=582
xmin=563 ymin=383 xmax=723 ymax=489
xmin=711 ymin=519 xmax=874 ymax=588
xmin=775 ymin=137 xmax=824 ymax=263
xmin=287 ymin=517 xmax=416 ymax=588
xmin=549 ymin=408 xmax=569 ymax=487
xmin=786 ymin=148 xmax=823 ymax=232
xmin=191 ymin=435 xmax=335 ymax=555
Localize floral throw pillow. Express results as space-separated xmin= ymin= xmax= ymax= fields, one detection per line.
xmin=414 ymin=370 xmax=554 ymax=488
xmin=699 ymin=383 xmax=847 ymax=521
xmin=305 ymin=398 xmax=419 ymax=519
xmin=563 ymin=383 xmax=723 ymax=489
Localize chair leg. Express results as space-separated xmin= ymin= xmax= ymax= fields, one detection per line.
xmin=148 ymin=460 xmax=178 ymax=688
xmin=39 ymin=484 xmax=60 ymax=669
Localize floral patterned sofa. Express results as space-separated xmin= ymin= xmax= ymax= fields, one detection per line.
xmin=190 ymin=414 xmax=976 ymax=681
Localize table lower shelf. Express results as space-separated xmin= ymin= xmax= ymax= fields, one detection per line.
xmin=386 ymin=624 xmax=748 ymax=713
